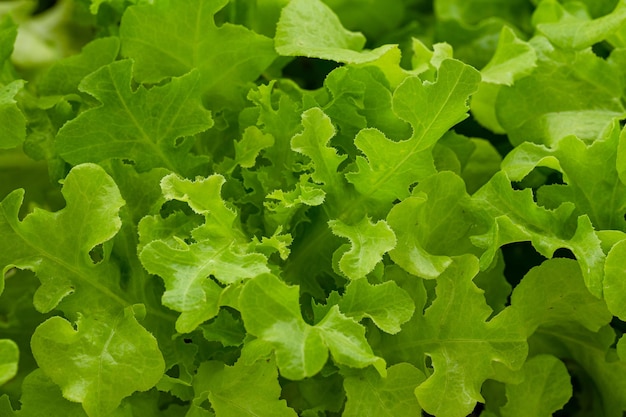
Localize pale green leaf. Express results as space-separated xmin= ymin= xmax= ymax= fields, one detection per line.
xmin=140 ymin=174 xmax=269 ymax=333
xmin=275 ymin=0 xmax=394 ymax=64
xmin=239 ymin=274 xmax=328 ymax=380
xmin=0 ymin=340 xmax=17 ymax=386
xmin=0 ymin=80 xmax=25 ymax=150
xmin=346 ymin=59 xmax=480 ymax=203
xmin=508 ymin=258 xmax=612 ymax=335
xmin=291 ymin=107 xmax=347 ymax=193
xmin=502 ymin=124 xmax=626 ymax=231
xmin=316 ymin=305 xmax=386 ymax=375
xmin=387 ymin=171 xmax=481 ymax=279
xmin=343 ymin=363 xmax=426 ymax=417
xmin=412 ymin=255 xmax=527 ymax=417
xmin=55 ymin=60 xmax=213 ymax=174
xmin=604 ymin=239 xmax=626 ymax=320
xmin=0 ymin=163 xmax=125 ymax=315
xmin=472 ymin=172 xmax=605 ymax=297
xmin=239 ymin=274 xmax=385 ymax=379
xmin=194 ymin=359 xmax=297 ymax=417
xmin=329 ymin=216 xmax=396 ymax=280
xmin=495 ymin=37 xmax=625 ymax=146
xmin=234 ymin=126 xmax=274 ymax=169
xmin=500 ymin=355 xmax=572 ymax=417
xmin=120 ymin=0 xmax=276 ymax=107
xmin=31 ymin=307 xmax=165 ymax=417
xmin=481 ymin=26 xmax=536 ymax=86
xmin=534 ymin=0 xmax=626 ymax=50
xmin=339 ymin=279 xmax=414 ymax=334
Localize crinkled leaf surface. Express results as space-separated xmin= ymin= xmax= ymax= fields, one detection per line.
xmin=342 ymin=363 xmax=426 ymax=417
xmin=338 ymin=278 xmax=414 ymax=334
xmin=603 ymin=239 xmax=626 ymax=320
xmin=291 ymin=107 xmax=347 ymax=194
xmin=31 ymin=307 xmax=165 ymax=417
xmin=499 ymin=354 xmax=572 ymax=417
xmin=140 ymin=174 xmax=269 ymax=333
xmin=534 ymin=0 xmax=626 ymax=50
xmin=0 ymin=163 xmax=125 ymax=315
xmin=508 ymin=258 xmax=612 ymax=335
xmin=120 ymin=0 xmax=276 ymax=107
xmin=275 ymin=0 xmax=394 ymax=64
xmin=387 ymin=171 xmax=481 ymax=279
xmin=502 ymin=123 xmax=626 ymax=231
xmin=194 ymin=359 xmax=296 ymax=417
xmin=406 ymin=255 xmax=526 ymax=417
xmin=329 ymin=217 xmax=396 ymax=280
xmin=495 ymin=36 xmax=625 ymax=145
xmin=472 ymin=171 xmax=605 ymax=296
xmin=346 ymin=59 xmax=480 ymax=203
xmin=239 ymin=274 xmax=385 ymax=380
xmin=37 ymin=37 xmax=120 ymax=97
xmin=55 ymin=60 xmax=213 ymax=173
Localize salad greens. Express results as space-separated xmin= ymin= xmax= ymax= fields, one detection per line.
xmin=2 ymin=0 xmax=626 ymax=416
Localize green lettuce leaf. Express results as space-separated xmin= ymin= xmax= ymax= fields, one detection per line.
xmin=346 ymin=59 xmax=480 ymax=204
xmin=502 ymin=122 xmax=626 ymax=231
xmin=239 ymin=273 xmax=385 ymax=380
xmin=120 ymin=0 xmax=276 ymax=108
xmin=55 ymin=60 xmax=213 ymax=174
xmin=342 ymin=363 xmax=426 ymax=417
xmin=0 ymin=16 xmax=25 ymax=150
xmin=193 ymin=359 xmax=297 ymax=417
xmin=31 ymin=307 xmax=164 ymax=417
xmin=495 ymin=36 xmax=625 ymax=146
xmin=499 ymin=354 xmax=572 ymax=417
xmin=413 ymin=255 xmax=526 ymax=417
xmin=387 ymin=171 xmax=482 ymax=279
xmin=604 ymin=239 xmax=626 ymax=320
xmin=275 ymin=0 xmax=394 ymax=64
xmin=139 ymin=174 xmax=269 ymax=333
xmin=472 ymin=171 xmax=605 ymax=297
xmin=533 ymin=0 xmax=626 ymax=50
xmin=0 ymin=163 xmax=124 ymax=315
xmin=0 ymin=340 xmax=17 ymax=387
xmin=37 ymin=37 xmax=120 ymax=97
xmin=329 ymin=217 xmax=396 ymax=280
xmin=338 ymin=278 xmax=414 ymax=334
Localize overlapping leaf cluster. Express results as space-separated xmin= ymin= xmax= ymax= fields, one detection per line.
xmin=1 ymin=0 xmax=626 ymax=416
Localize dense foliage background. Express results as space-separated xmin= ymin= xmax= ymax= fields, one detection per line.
xmin=2 ymin=0 xmax=626 ymax=416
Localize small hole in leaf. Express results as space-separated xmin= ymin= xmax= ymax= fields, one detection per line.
xmin=610 ymin=316 xmax=626 ymax=336
xmin=553 ymin=248 xmax=576 ymax=260
xmin=501 ymin=242 xmax=546 ymax=287
xmin=591 ymin=41 xmax=612 ymax=59
xmin=183 ymin=338 xmax=193 ymax=344
xmin=175 ymin=137 xmax=185 ymax=147
xmin=282 ymin=57 xmax=341 ymax=90
xmin=121 ymin=159 xmax=135 ymax=165
xmin=165 ymin=365 xmax=180 ymax=378
xmin=89 ymin=244 xmax=104 ymax=264
xmin=32 ymin=0 xmax=57 ymax=15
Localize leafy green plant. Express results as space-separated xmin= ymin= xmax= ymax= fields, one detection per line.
xmin=2 ymin=0 xmax=626 ymax=416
